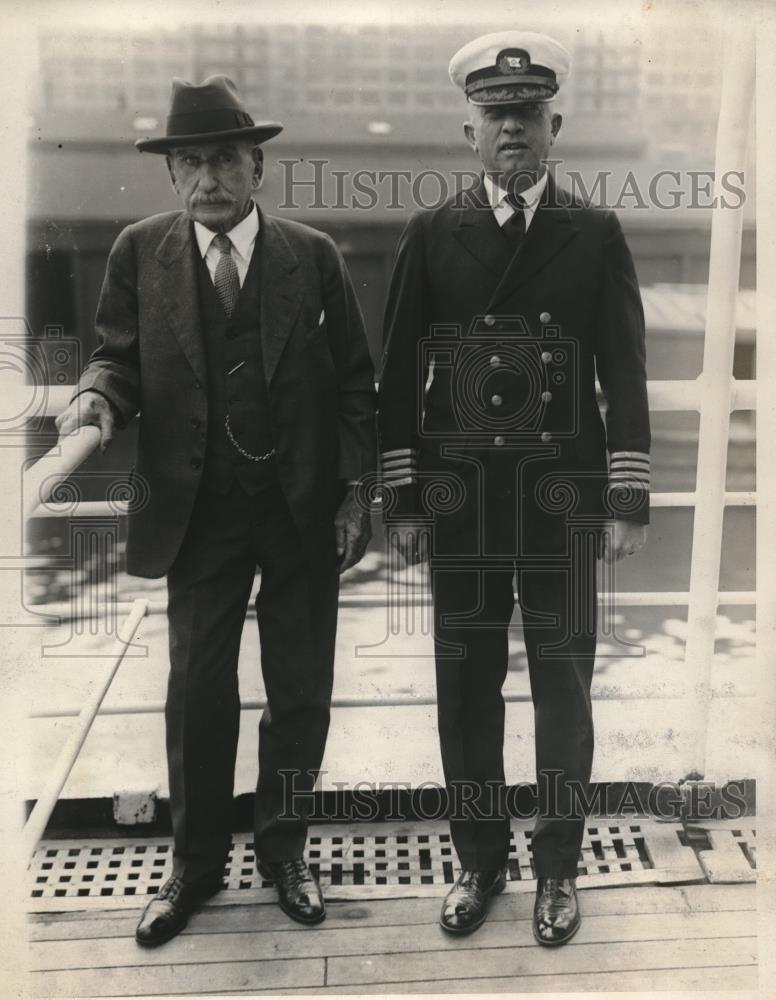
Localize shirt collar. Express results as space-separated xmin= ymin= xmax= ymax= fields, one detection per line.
xmin=193 ymin=201 xmax=260 ymax=261
xmin=484 ymin=170 xmax=548 ymax=210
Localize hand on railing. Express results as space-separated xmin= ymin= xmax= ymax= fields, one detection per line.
xmin=25 ymin=394 xmax=110 ymax=517
xmin=55 ymin=390 xmax=115 ymax=453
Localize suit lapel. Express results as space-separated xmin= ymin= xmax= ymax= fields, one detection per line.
xmin=259 ymin=213 xmax=303 ymax=385
xmin=154 ymin=213 xmax=207 ymax=384
xmin=451 ymin=177 xmax=514 ymax=278
xmin=488 ymin=175 xmax=580 ymax=311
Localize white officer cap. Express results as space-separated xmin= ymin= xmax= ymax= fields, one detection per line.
xmin=449 ymin=31 xmax=570 ymax=105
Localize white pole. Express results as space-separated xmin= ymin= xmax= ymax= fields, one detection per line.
xmin=684 ymin=25 xmax=755 ymax=777
xmin=755 ymin=13 xmax=776 ymax=991
xmin=21 ymin=598 xmax=148 ymax=862
xmin=23 ymin=425 xmax=101 ymax=517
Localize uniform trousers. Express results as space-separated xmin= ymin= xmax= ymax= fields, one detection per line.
xmin=165 ymin=478 xmax=339 ymax=883
xmin=430 ymin=512 xmax=598 ymax=879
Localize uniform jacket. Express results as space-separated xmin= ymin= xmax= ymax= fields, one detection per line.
xmin=377 ymin=174 xmax=650 ymax=549
xmin=76 ymin=208 xmax=377 ymax=578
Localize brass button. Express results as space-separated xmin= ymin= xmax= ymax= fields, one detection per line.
xmin=541 ymin=391 xmax=552 ymax=403
xmin=490 ymin=355 xmax=501 ymax=367
xmin=540 ymin=311 xmax=552 ymax=323
xmin=484 ymin=315 xmax=496 ymax=327
xmin=541 ymin=351 xmax=552 ymax=364
xmin=491 ymin=394 xmax=503 ymax=407
xmin=540 ymin=431 xmax=552 ymax=443
xmin=494 ymin=435 xmax=505 ymax=447
xmin=190 ymin=417 xmax=201 ymax=429
xmin=190 ymin=458 xmax=201 ymax=470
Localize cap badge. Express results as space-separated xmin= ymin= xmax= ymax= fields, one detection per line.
xmin=497 ymin=49 xmax=530 ymax=75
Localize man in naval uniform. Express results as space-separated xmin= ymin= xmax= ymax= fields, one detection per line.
xmin=378 ymin=32 xmax=650 ymax=945
xmin=57 ymin=76 xmax=377 ymax=945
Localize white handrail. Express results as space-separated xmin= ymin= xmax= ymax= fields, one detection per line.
xmin=754 ymin=23 xmax=776 ymax=939
xmin=21 ymin=378 xmax=756 ymax=518
xmin=683 ymin=26 xmax=755 ymax=777
xmin=22 ymin=489 xmax=758 ymax=518
xmin=29 ymin=685 xmax=744 ymax=721
xmin=27 ymin=591 xmax=755 ymax=625
xmin=21 ymin=598 xmax=148 ymax=861
xmin=24 ymin=426 xmax=101 ymax=518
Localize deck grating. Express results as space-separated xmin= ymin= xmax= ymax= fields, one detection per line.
xmin=24 ymin=819 xmax=737 ymax=908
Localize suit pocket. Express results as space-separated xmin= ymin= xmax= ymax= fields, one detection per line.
xmin=305 ymin=318 xmax=328 ymax=342
xmin=305 ymin=321 xmax=333 ymax=357
xmin=303 ymin=322 xmax=336 ymax=385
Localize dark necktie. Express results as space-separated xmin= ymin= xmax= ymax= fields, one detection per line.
xmin=502 ymin=193 xmax=527 ymax=253
xmin=213 ymin=233 xmax=240 ymax=317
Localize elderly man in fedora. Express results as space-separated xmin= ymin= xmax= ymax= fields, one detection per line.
xmin=57 ymin=76 xmax=377 ymax=945
xmin=379 ymin=32 xmax=650 ymax=945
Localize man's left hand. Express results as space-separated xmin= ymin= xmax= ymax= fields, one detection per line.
xmin=335 ymin=487 xmax=372 ymax=573
xmin=600 ymin=520 xmax=647 ymax=561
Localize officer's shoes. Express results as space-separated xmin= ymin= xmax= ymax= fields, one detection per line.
xmin=532 ymin=876 xmax=581 ymax=946
xmin=135 ymin=874 xmax=223 ymax=947
xmin=439 ymin=867 xmax=507 ymax=934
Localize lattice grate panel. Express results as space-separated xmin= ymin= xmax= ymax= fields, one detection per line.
xmin=27 ymin=822 xmax=673 ymax=902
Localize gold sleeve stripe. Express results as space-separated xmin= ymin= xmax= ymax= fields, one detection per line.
xmin=381 ymin=476 xmax=415 ymax=488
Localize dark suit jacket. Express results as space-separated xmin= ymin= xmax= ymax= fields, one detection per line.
xmin=77 ymin=208 xmax=377 ymax=578
xmin=377 ymin=174 xmax=650 ymax=544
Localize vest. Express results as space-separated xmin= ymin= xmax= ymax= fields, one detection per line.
xmin=197 ymin=236 xmax=277 ymax=495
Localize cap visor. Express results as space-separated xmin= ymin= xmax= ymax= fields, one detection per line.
xmin=467 ymin=81 xmax=556 ymax=105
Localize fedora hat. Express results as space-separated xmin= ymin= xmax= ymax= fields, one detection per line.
xmin=135 ymin=74 xmax=283 ymax=153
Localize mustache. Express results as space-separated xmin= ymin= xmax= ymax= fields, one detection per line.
xmin=191 ymin=196 xmax=235 ymax=206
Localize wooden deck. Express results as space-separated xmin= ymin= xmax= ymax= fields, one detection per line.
xmin=28 ymin=883 xmax=757 ymax=996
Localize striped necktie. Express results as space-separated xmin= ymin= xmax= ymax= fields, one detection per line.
xmin=212 ymin=233 xmax=240 ymax=317
xmin=502 ymin=192 xmax=527 ymax=252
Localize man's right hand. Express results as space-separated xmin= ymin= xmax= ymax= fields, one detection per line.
xmin=388 ymin=520 xmax=430 ymax=566
xmin=55 ymin=391 xmax=116 ymax=453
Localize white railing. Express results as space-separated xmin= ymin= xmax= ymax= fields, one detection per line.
xmin=21 ymin=598 xmax=148 ymax=861
xmin=19 ymin=25 xmax=758 ymax=854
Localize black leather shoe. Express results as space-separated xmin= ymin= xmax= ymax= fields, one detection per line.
xmin=532 ymin=876 xmax=580 ymax=946
xmin=135 ymin=874 xmax=222 ymax=947
xmin=257 ymin=858 xmax=325 ymax=925
xmin=439 ymin=868 xmax=507 ymax=934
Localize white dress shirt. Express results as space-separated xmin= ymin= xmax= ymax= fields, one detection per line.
xmin=484 ymin=170 xmax=548 ymax=231
xmin=193 ymin=202 xmax=259 ymax=287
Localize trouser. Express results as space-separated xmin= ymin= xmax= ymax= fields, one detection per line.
xmin=165 ymin=480 xmax=339 ymax=883
xmin=430 ymin=529 xmax=597 ymax=878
